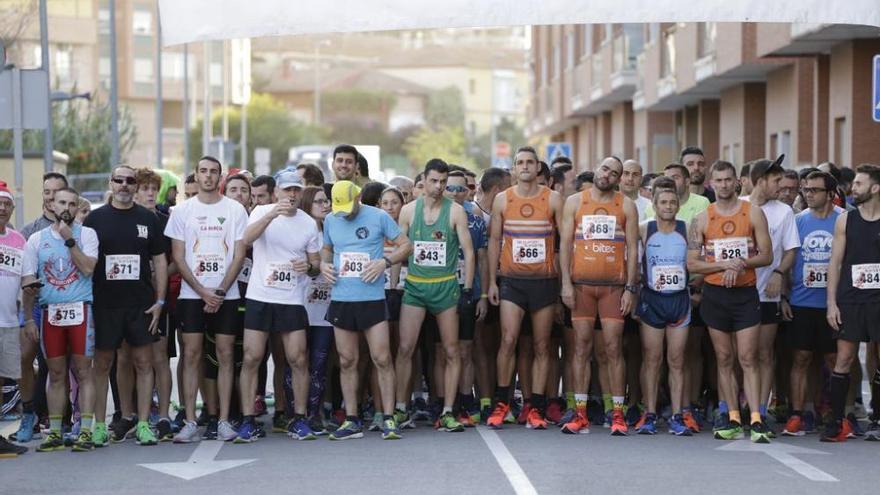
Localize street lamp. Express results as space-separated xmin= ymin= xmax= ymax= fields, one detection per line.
xmin=50 ymin=91 xmax=91 ymax=102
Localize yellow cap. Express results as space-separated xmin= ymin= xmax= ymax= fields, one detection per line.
xmin=331 ymin=180 xmax=362 ymax=214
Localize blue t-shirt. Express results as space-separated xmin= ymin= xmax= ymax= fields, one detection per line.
xmin=790 ymin=207 xmax=842 ymax=308
xmin=323 ymin=205 xmax=401 ymax=302
xmin=457 ymin=205 xmax=488 ymax=302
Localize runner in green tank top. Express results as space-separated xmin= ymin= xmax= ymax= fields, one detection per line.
xmin=393 ymin=159 xmax=475 ymax=433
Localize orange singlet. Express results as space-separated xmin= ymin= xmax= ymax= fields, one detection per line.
xmin=499 ymin=186 xmax=557 ymax=279
xmin=571 ymin=190 xmax=627 ymax=285
xmin=703 ymin=201 xmax=757 ymax=287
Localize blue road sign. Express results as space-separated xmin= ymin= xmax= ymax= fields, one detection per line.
xmin=492 ymin=157 xmax=512 ymax=169
xmin=545 ymin=142 xmax=572 ymax=162
xmin=873 ymin=55 xmax=880 ymax=123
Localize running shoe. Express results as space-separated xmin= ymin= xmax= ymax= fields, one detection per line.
xmin=202 ymin=417 xmax=219 ymax=440
xmin=173 ymin=420 xmax=200 ymax=443
xmin=468 ymin=406 xmax=481 ymax=426
xmin=516 ymin=401 xmax=532 ymax=425
xmin=234 ymin=418 xmax=257 ymax=443
xmin=712 ymin=412 xmax=730 ymax=433
xmin=526 ymin=408 xmax=548 ymax=430
xmin=610 ymin=409 xmax=628 ymax=436
xmin=253 ymin=396 xmax=267 ymax=417
xmin=382 ymin=418 xmax=402 ymax=440
xmin=682 ymin=410 xmax=701 ymax=433
xmin=218 ymin=420 xmax=238 ymax=442
xmin=714 ymin=421 xmax=744 ymax=440
xmin=458 ymin=411 xmax=476 ymax=428
xmin=0 ymin=436 xmax=27 ymax=457
xmin=329 ymin=419 xmax=363 ymax=440
xmin=394 ymin=409 xmax=415 ymax=430
xmin=487 ymin=402 xmax=510 ymax=430
xmin=308 ymin=415 xmax=327 ymax=436
xmin=636 ymin=413 xmax=657 ymax=435
xmin=820 ymin=419 xmax=852 ymax=443
xmin=110 ymin=415 xmax=136 ymax=443
xmin=480 ymin=403 xmax=492 ymax=425
xmin=863 ymin=420 xmax=880 ymax=441
xmin=331 ymin=409 xmax=346 ymax=429
xmin=12 ymin=412 xmax=39 ymax=443
xmin=92 ymin=423 xmax=109 ymax=447
xmin=254 ymin=422 xmax=267 ymax=438
xmin=560 ymin=411 xmax=590 ymax=434
xmin=63 ymin=421 xmax=80 ymax=447
xmin=171 ymin=409 xmax=186 ymax=433
xmin=0 ymin=411 xmax=21 ymax=421
xmin=136 ymin=422 xmax=158 ymax=446
xmin=71 ymin=430 xmax=94 ymax=452
xmin=782 ymin=415 xmax=804 ymax=437
xmin=750 ymin=422 xmax=771 ymax=444
xmin=603 ymin=411 xmax=613 ymax=429
xmin=545 ymin=400 xmax=563 ymax=425
xmin=802 ymin=410 xmax=817 ymax=434
xmin=155 ymin=418 xmax=173 ymax=442
xmin=853 ymin=401 xmax=868 ymax=420
xmin=368 ymin=412 xmax=384 ymax=432
xmin=196 ymin=409 xmax=210 ymax=426
xmin=272 ymin=412 xmax=289 ymax=433
xmin=36 ymin=431 xmax=65 ymax=452
xmin=288 ymin=416 xmax=317 ymax=440
xmin=625 ymin=404 xmax=643 ymax=427
xmin=437 ymin=412 xmax=465 ymax=432
xmin=692 ymin=407 xmax=706 ymax=428
xmin=668 ymin=414 xmax=692 ymax=436
xmin=846 ymin=414 xmax=864 ymax=438
xmin=412 ymin=398 xmax=431 ymax=421
xmin=559 ymin=408 xmax=576 ymax=426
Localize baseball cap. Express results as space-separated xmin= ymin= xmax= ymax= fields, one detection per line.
xmin=331 ymin=180 xmax=362 ymax=214
xmin=749 ymin=154 xmax=786 ymax=183
xmin=0 ymin=181 xmax=14 ymax=204
xmin=276 ymin=170 xmax=304 ymax=190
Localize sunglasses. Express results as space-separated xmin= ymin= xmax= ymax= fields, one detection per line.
xmin=111 ymin=177 xmax=137 ymax=185
xmin=446 ymin=185 xmax=467 ymax=193
xmin=802 ymin=187 xmax=827 ymax=194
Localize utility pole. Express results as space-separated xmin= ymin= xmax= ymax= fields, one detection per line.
xmin=155 ymin=4 xmax=163 ymax=168
xmin=109 ymin=0 xmax=120 ymax=167
xmin=39 ymin=0 xmax=52 ymax=172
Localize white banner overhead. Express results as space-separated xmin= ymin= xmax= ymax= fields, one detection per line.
xmin=158 ymin=0 xmax=880 ymax=46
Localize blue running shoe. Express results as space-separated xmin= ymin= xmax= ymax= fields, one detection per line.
xmin=234 ymin=418 xmax=257 ymax=443
xmin=381 ymin=418 xmax=401 ymax=440
xmin=636 ymin=413 xmax=657 ymax=435
xmin=12 ymin=412 xmax=38 ymax=443
xmin=802 ymin=410 xmax=817 ymax=434
xmin=668 ymin=414 xmax=693 ymax=436
xmin=692 ymin=407 xmax=706 ymax=428
xmin=713 ymin=412 xmax=730 ymax=432
xmin=559 ymin=408 xmax=576 ymax=426
xmin=329 ymin=419 xmax=363 ymax=440
xmin=288 ymin=416 xmax=317 ymax=441
xmin=625 ymin=405 xmax=643 ymax=427
xmin=63 ymin=420 xmax=81 ymax=447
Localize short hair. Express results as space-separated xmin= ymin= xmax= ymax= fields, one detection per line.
xmin=855 ymin=163 xmax=880 ymax=187
xmin=463 ymin=169 xmax=477 ymax=178
xmin=550 ymin=156 xmax=573 ymax=167
xmin=135 ymin=167 xmax=162 ymax=190
xmin=414 ymin=172 xmax=424 ymax=185
xmin=447 ymin=171 xmax=467 ymax=180
xmin=296 ymin=163 xmax=325 ymax=186
xmin=333 ymin=144 xmax=358 ymax=160
xmin=818 ymin=161 xmax=842 ymax=181
xmin=798 ymin=167 xmax=820 ymax=181
xmin=55 ymin=186 xmax=80 ymax=198
xmin=198 ymin=155 xmax=222 ymax=172
xmin=514 ymin=146 xmax=539 ymax=161
xmin=251 ymin=175 xmax=276 ymax=193
xmin=839 ymin=166 xmax=855 ymax=184
xmin=448 ymin=164 xmax=468 ymax=174
xmin=356 ymin=152 xmax=369 ymax=178
xmin=184 ymin=173 xmax=196 ymax=184
xmin=805 ymin=171 xmax=838 ymax=195
xmin=782 ymin=169 xmax=799 ymax=181
xmin=424 ymin=158 xmax=449 ymax=176
xmin=388 ymin=176 xmax=414 ymax=189
xmin=663 ymin=163 xmax=690 ymax=179
xmin=740 ymin=162 xmax=751 ymax=179
xmin=710 ymin=160 xmax=737 ymax=178
xmin=680 ymin=146 xmax=704 ymax=161
xmin=360 ymin=181 xmax=387 ymax=207
xmin=641 ymin=173 xmax=658 ymax=188
xmin=43 ymin=172 xmax=68 ymax=187
xmin=575 ymin=171 xmax=594 ymax=191
xmin=381 ymin=187 xmax=405 ymax=204
xmin=224 ymin=173 xmax=251 ymax=195
xmin=652 ymin=176 xmax=677 ymax=195
xmin=550 ymin=164 xmax=573 ymax=189
xmin=479 ymin=167 xmax=510 ymax=193
xmin=539 ymin=161 xmax=552 ymax=182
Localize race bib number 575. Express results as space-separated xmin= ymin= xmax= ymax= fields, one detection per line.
xmin=48 ymin=302 xmax=84 ymax=327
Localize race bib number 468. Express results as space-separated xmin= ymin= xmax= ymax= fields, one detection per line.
xmin=582 ymin=215 xmax=616 ymax=240
xmin=339 ymin=252 xmax=370 ymax=278
xmin=512 ymin=238 xmax=546 ymax=264
xmin=852 ymin=263 xmax=880 ymax=289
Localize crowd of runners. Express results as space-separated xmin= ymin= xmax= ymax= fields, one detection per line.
xmin=1 ymin=143 xmax=878 ymax=457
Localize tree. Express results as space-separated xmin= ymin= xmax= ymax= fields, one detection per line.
xmin=402 ymin=125 xmax=472 ymax=174
xmin=469 ymin=117 xmax=527 ymax=169
xmin=425 ymin=86 xmax=465 ymax=129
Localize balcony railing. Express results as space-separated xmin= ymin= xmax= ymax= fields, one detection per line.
xmin=612 ymin=35 xmax=637 ymax=73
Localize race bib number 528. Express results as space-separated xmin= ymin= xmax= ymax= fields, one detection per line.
xmin=713 ymin=237 xmax=748 ymax=261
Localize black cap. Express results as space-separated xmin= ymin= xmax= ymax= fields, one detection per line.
xmin=749 ymin=154 xmax=785 ymax=183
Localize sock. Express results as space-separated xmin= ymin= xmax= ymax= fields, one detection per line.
xmin=718 ymin=400 xmax=729 ymax=414
xmin=602 ymin=394 xmax=613 ymax=412
xmin=436 ymin=396 xmax=445 ymax=410
xmin=22 ymin=400 xmax=34 ymax=414
xmin=750 ymin=411 xmax=762 ymax=425
xmin=346 ymin=415 xmax=359 ymax=423
xmin=759 ymin=403 xmax=768 ymax=418
xmin=383 ymin=414 xmax=392 ymax=421
xmin=480 ymin=397 xmax=491 ymax=409
xmin=729 ymin=410 xmax=741 ymax=424
xmin=830 ymin=371 xmax=850 ymax=422
xmin=80 ymin=413 xmax=93 ymax=433
xmin=441 ymin=406 xmax=453 ymax=415
xmin=612 ymin=396 xmax=625 ymax=410
xmin=532 ymin=394 xmax=546 ymax=412
xmin=395 ymin=402 xmax=407 ymax=412
xmin=566 ymin=392 xmax=576 ymax=410
xmin=575 ymin=394 xmax=588 ymax=412
xmin=49 ymin=415 xmax=62 ymax=434
xmin=494 ymin=386 xmax=509 ymax=404
xmin=459 ymin=393 xmax=474 ymax=412
xmin=682 ymin=404 xmax=692 ymax=413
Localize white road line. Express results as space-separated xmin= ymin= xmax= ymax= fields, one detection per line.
xmin=477 ymin=427 xmax=538 ymax=495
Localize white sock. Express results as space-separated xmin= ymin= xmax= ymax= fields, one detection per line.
xmin=442 ymin=406 xmax=453 ymax=415
xmin=575 ymin=394 xmax=589 ymax=403
xmin=396 ymin=402 xmax=407 ymax=412
xmin=612 ymin=396 xmax=625 ymax=407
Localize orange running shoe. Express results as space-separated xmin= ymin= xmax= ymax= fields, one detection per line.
xmin=561 ymin=411 xmax=590 ymax=434
xmin=610 ymin=408 xmax=628 ymax=436
xmin=633 ymin=413 xmax=647 ymax=431
xmin=487 ymin=402 xmax=510 ymax=430
xmin=516 ymin=402 xmax=532 ymax=425
xmin=526 ymin=407 xmax=548 ymax=430
xmin=781 ymin=415 xmax=804 ymax=437
xmin=821 ymin=418 xmax=852 ymax=442
xmin=682 ymin=410 xmax=701 ymax=433
xmin=458 ymin=411 xmax=475 ymax=428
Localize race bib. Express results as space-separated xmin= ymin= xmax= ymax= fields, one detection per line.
xmin=713 ymin=237 xmax=748 ymax=261
xmin=47 ymin=302 xmax=84 ymax=327
xmin=413 ymin=241 xmax=446 ymax=267
xmin=194 ymin=253 xmax=225 ymax=278
xmin=582 ymin=215 xmax=616 ymax=240
xmin=652 ymin=265 xmax=686 ymax=291
xmin=105 ymin=254 xmax=140 ymax=281
xmin=397 ymin=265 xmax=408 ymax=289
xmin=339 ymin=252 xmax=370 ymax=278
xmin=237 ymin=258 xmax=253 ymax=284
xmin=264 ymin=261 xmax=296 ymax=289
xmin=456 ymin=256 xmax=466 ymax=284
xmin=307 ymin=279 xmax=332 ymax=304
xmin=802 ymin=263 xmax=828 ymax=289
xmin=513 ymin=238 xmax=546 ymax=264
xmin=0 ymin=245 xmax=23 ymax=275
xmin=852 ymin=263 xmax=880 ymax=289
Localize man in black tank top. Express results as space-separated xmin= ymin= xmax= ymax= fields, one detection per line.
xmin=824 ymin=164 xmax=880 ymax=442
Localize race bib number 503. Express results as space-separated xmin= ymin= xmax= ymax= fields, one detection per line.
xmin=339 ymin=252 xmax=370 ymax=278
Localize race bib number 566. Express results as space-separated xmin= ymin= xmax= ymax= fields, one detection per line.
xmin=512 ymin=238 xmax=545 ymax=264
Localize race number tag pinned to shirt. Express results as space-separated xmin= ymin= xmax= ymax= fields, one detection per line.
xmin=652 ymin=265 xmax=686 ymax=291
xmin=397 ymin=265 xmax=408 ymax=289
xmin=582 ymin=215 xmax=616 ymax=240
xmin=802 ymin=263 xmax=828 ymax=289
xmin=195 ymin=253 xmax=225 ymax=278
xmin=47 ymin=302 xmax=84 ymax=327
xmin=105 ymin=254 xmax=140 ymax=281
xmin=413 ymin=241 xmax=446 ymax=267
xmin=852 ymin=263 xmax=880 ymax=289
xmin=512 ymin=238 xmax=546 ymax=264
xmin=0 ymin=245 xmax=23 ymax=275
xmin=237 ymin=258 xmax=253 ymax=283
xmin=307 ymin=279 xmax=332 ymax=304
xmin=456 ymin=256 xmax=466 ymax=284
xmin=713 ymin=237 xmax=748 ymax=261
xmin=264 ymin=262 xmax=296 ymax=289
xmin=339 ymin=252 xmax=370 ymax=278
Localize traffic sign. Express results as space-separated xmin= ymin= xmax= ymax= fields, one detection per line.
xmin=873 ymin=54 xmax=880 ymax=123
xmin=492 ymin=157 xmax=512 ymax=169
xmin=545 ymin=142 xmax=572 ymax=162
xmin=494 ymin=141 xmax=511 ymax=158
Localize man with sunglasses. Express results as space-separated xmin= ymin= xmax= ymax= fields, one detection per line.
xmin=85 ymin=166 xmax=168 ymax=446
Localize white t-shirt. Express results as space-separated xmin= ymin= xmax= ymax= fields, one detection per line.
xmin=0 ymin=228 xmax=26 ymax=327
xmin=634 ymin=195 xmax=651 ymax=223
xmin=742 ymin=197 xmax=800 ymax=302
xmin=164 ymin=196 xmax=248 ymax=300
xmin=245 ymin=205 xmax=320 ymax=305
xmin=304 ymin=235 xmax=332 ymax=327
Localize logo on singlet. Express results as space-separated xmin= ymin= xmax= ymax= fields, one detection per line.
xmin=432 ymin=230 xmax=445 ymax=241
xmin=721 ymin=220 xmax=736 ymax=235
xmin=217 ymin=217 xmax=226 ymax=225
xmin=594 ymin=207 xmax=609 ymax=215
xmin=520 ymin=204 xmax=534 ymax=218
xmin=356 ymin=227 xmax=369 ymax=239
xmin=802 ymin=231 xmax=833 ymax=262
xmin=137 ymin=224 xmax=148 ymax=239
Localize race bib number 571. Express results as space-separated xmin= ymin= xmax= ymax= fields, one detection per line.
xmin=106 ymin=254 xmax=140 ymax=281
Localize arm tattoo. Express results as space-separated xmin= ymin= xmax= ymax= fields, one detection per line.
xmin=687 ymin=217 xmax=703 ymax=251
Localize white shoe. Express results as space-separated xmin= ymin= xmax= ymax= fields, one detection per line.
xmin=173 ymin=420 xmax=201 ymax=443
xmin=218 ymin=420 xmax=238 ymax=442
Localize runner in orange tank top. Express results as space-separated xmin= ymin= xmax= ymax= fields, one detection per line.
xmin=486 ymin=146 xmax=564 ymax=430
xmin=687 ymin=160 xmax=772 ymax=442
xmin=559 ymin=156 xmax=639 ymax=435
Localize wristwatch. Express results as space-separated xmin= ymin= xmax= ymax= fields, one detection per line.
xmin=214 ymin=289 xmax=226 ymax=297
xmin=624 ymin=284 xmax=638 ymax=294
xmin=64 ymin=238 xmax=76 ymax=248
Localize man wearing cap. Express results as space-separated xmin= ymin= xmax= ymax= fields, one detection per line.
xmin=741 ymin=157 xmax=800 ymax=429
xmin=320 ymin=180 xmax=411 ymax=440
xmin=235 ymin=170 xmax=322 ymax=442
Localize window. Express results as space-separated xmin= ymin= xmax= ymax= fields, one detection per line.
xmin=779 ymin=131 xmax=791 ymax=165
xmin=134 ymin=58 xmax=154 ymax=83
xmin=770 ymin=133 xmax=778 ymax=158
xmin=552 ymin=43 xmax=560 ymax=79
xmin=133 ymin=9 xmax=152 ymax=35
xmin=583 ymin=25 xmax=593 ymax=57
xmin=604 ymin=23 xmax=613 ymax=43
xmin=32 ymin=46 xmax=42 ymax=66
xmin=566 ymin=32 xmax=575 ymax=69
xmin=55 ymin=45 xmax=72 ymax=84
xmin=210 ymin=62 xmax=223 ymax=87
xmin=647 ymin=23 xmax=660 ymax=44
xmin=541 ymin=57 xmax=548 ymax=86
xmin=98 ymin=8 xmax=109 ymax=34
xmin=661 ymin=28 xmax=676 ymax=77
xmin=698 ymin=22 xmax=717 ymax=58
xmin=162 ymin=53 xmax=185 ymax=80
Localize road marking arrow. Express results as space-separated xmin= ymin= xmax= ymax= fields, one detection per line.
xmin=716 ymin=440 xmax=837 ymax=482
xmin=139 ymin=441 xmax=257 ymax=481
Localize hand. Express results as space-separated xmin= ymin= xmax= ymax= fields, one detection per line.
xmin=488 ymin=282 xmax=500 ymax=306
xmin=721 ymin=268 xmax=739 ymax=288
xmin=22 ymin=285 xmax=40 ymax=298
xmin=360 ymin=259 xmax=386 ymax=284
xmin=689 ymin=291 xmax=702 ymax=306
xmin=827 ymin=303 xmax=842 ymax=332
xmin=476 ymin=298 xmax=488 ymax=321
xmin=764 ymin=271 xmax=783 ymax=298
xmin=22 ymin=320 xmax=39 ymax=343
xmin=203 ymin=302 xmax=220 ymax=314
xmin=554 ymin=302 xmax=565 ymax=325
xmin=57 ymin=220 xmax=73 ymax=241
xmin=560 ymin=283 xmax=575 ymax=310
xmin=291 ymin=258 xmax=310 ymax=274
xmin=144 ymin=303 xmax=163 ymax=334
xmin=198 ymin=286 xmax=224 ymax=308
xmin=320 ymin=262 xmax=337 ymax=284
xmin=725 ymin=258 xmax=747 ymax=273
xmin=271 ymin=199 xmax=295 ymax=218
xmin=620 ymin=290 xmax=634 ymax=317
xmin=781 ymin=299 xmax=793 ymax=322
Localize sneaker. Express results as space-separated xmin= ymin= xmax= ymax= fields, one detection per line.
xmin=330 ymin=409 xmax=345 ymax=429
xmin=0 ymin=411 xmax=21 ymax=421
xmin=253 ymin=396 xmax=267 ymax=417
xmin=171 ymin=409 xmax=186 ymax=432
xmin=560 ymin=411 xmax=590 ymax=434
xmin=12 ymin=412 xmax=39 ymax=443
xmin=110 ymin=415 xmax=137 ymax=443
xmin=761 ymin=415 xmax=778 ymax=439
xmin=863 ymin=420 xmax=880 ymax=441
xmin=603 ymin=411 xmax=613 ymax=429
xmin=36 ymin=431 xmax=65 ymax=452
xmin=173 ymin=420 xmax=200 ymax=443
xmin=682 ymin=410 xmax=701 ymax=433
xmin=368 ymin=412 xmax=384 ymax=432
xmin=234 ymin=418 xmax=257 ymax=443
xmin=254 ymin=422 xmax=267 ymax=438
xmin=846 ymin=414 xmax=864 ymax=438
xmin=202 ymin=417 xmax=219 ymax=440
xmin=487 ymin=402 xmax=510 ymax=430
xmin=853 ymin=401 xmax=868 ymax=420
xmin=458 ymin=411 xmax=476 ymax=428
xmin=308 ymin=415 xmax=327 ymax=436
xmin=155 ymin=418 xmax=173 ymax=442
xmin=820 ymin=419 xmax=852 ymax=443
xmin=714 ymin=421 xmax=744 ymax=440
xmin=381 ymin=418 xmax=402 ymax=440
xmin=218 ymin=420 xmax=238 ymax=442
xmin=468 ymin=406 xmax=481 ymax=426
xmin=272 ymin=413 xmax=288 ymax=433
xmin=288 ymin=416 xmax=317 ymax=440
xmin=329 ymin=419 xmax=363 ymax=440
xmin=0 ymin=436 xmax=28 ymax=457
xmin=135 ymin=422 xmax=158 ymax=446
xmin=525 ymin=408 xmax=548 ymax=430
xmin=559 ymin=408 xmax=577 ymax=426
xmin=394 ymin=409 xmax=415 ymax=430
xmin=412 ymin=397 xmax=431 ymax=421
xmin=196 ymin=409 xmax=210 ymax=427
xmin=437 ymin=412 xmax=465 ymax=432
xmin=71 ymin=430 xmax=94 ymax=452
xmin=668 ymin=414 xmax=692 ymax=436
xmin=802 ymin=410 xmax=817 ymax=434
xmin=516 ymin=401 xmax=532 ymax=425
xmin=63 ymin=421 xmax=80 ymax=447
xmin=692 ymin=407 xmax=706 ymax=428
xmin=545 ymin=400 xmax=563 ymax=425
xmin=625 ymin=405 xmax=643 ymax=427
xmin=750 ymin=422 xmax=771 ymax=444
xmin=712 ymin=412 xmax=730 ymax=433
xmin=636 ymin=413 xmax=657 ymax=435
xmin=480 ymin=403 xmax=492 ymax=425
xmin=92 ymin=423 xmax=109 ymax=447
xmin=610 ymin=409 xmax=628 ymax=436
xmin=782 ymin=415 xmax=804 ymax=437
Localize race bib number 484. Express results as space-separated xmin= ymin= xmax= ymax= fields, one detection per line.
xmin=105 ymin=254 xmax=140 ymax=281
xmin=339 ymin=252 xmax=370 ymax=278
xmin=512 ymin=238 xmax=546 ymax=264
xmin=852 ymin=263 xmax=880 ymax=289
xmin=48 ymin=302 xmax=84 ymax=327
xmin=713 ymin=237 xmax=748 ymax=261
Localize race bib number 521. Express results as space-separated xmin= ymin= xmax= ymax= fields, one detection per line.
xmin=0 ymin=245 xmax=23 ymax=275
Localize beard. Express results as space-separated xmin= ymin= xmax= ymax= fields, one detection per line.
xmin=853 ymin=191 xmax=872 ymax=205
xmin=691 ymin=173 xmax=705 ymax=185
xmin=59 ymin=211 xmax=75 ymax=224
xmin=595 ymin=178 xmax=614 ymax=192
